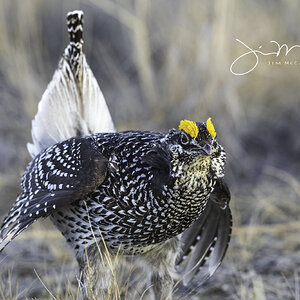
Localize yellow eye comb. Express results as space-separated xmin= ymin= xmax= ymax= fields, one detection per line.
xmin=206 ymin=117 xmax=216 ymax=138
xmin=178 ymin=120 xmax=199 ymax=139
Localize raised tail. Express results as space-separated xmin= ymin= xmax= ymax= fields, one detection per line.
xmin=27 ymin=10 xmax=115 ymax=158
xmin=1 ymin=10 xmax=115 ymax=252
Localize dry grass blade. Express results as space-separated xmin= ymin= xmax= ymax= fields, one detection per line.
xmin=33 ymin=269 xmax=57 ymax=300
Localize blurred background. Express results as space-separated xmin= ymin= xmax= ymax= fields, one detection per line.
xmin=0 ymin=0 xmax=300 ymax=299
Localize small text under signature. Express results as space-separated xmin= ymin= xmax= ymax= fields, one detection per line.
xmin=230 ymin=39 xmax=300 ymax=75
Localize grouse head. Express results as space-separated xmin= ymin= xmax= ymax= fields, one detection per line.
xmin=166 ymin=118 xmax=226 ymax=179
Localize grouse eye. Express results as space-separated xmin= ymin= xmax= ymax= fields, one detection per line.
xmin=198 ymin=140 xmax=206 ymax=147
xmin=180 ymin=132 xmax=190 ymax=145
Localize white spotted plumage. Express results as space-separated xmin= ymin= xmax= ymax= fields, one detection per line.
xmin=0 ymin=10 xmax=232 ymax=299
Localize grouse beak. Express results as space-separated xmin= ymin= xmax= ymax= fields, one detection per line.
xmin=200 ymin=143 xmax=212 ymax=155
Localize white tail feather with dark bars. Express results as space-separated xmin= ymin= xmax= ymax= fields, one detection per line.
xmin=1 ymin=10 xmax=115 ymax=252
xmin=27 ymin=10 xmax=115 ymax=158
